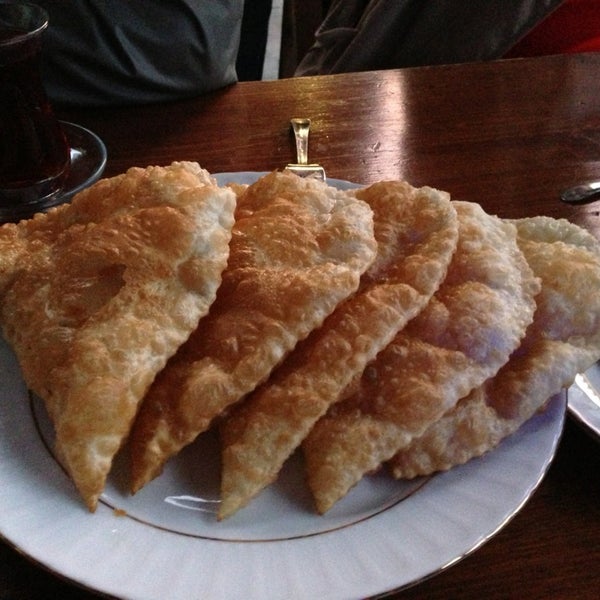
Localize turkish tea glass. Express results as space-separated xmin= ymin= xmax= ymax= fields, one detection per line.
xmin=0 ymin=2 xmax=70 ymax=215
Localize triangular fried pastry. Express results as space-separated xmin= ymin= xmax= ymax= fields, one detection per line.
xmin=389 ymin=216 xmax=600 ymax=478
xmin=0 ymin=161 xmax=236 ymax=510
xmin=129 ymin=171 xmax=377 ymax=492
xmin=218 ymin=181 xmax=459 ymax=519
xmin=303 ymin=201 xmax=541 ymax=514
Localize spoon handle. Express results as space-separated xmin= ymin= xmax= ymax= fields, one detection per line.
xmin=560 ymin=181 xmax=600 ymax=204
xmin=291 ymin=118 xmax=310 ymax=165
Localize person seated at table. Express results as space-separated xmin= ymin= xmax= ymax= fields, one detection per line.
xmin=294 ymin=0 xmax=589 ymax=76
xmin=38 ymin=0 xmax=245 ymax=106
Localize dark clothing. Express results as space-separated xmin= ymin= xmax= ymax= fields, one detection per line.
xmin=237 ymin=0 xmax=272 ymax=81
xmin=37 ymin=0 xmax=243 ymax=106
xmin=296 ymin=0 xmax=566 ymax=76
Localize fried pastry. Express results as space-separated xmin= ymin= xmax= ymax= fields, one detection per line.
xmin=129 ymin=171 xmax=378 ymax=492
xmin=0 ymin=162 xmax=237 ymax=510
xmin=218 ymin=181 xmax=459 ymax=519
xmin=303 ymin=201 xmax=541 ymax=514
xmin=390 ymin=216 xmax=600 ymax=478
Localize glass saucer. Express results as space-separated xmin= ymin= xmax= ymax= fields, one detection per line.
xmin=0 ymin=121 xmax=107 ymax=223
xmin=58 ymin=121 xmax=107 ymax=202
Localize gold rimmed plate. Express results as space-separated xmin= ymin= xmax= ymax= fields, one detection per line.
xmin=0 ymin=173 xmax=567 ymax=599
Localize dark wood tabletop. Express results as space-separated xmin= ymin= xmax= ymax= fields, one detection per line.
xmin=2 ymin=51 xmax=600 ymax=599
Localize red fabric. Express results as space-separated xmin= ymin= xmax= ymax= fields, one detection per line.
xmin=506 ymin=0 xmax=600 ymax=57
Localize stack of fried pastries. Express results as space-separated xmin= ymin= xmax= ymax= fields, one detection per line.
xmin=1 ymin=163 xmax=599 ymax=518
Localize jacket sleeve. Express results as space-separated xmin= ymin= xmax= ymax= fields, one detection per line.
xmin=295 ymin=0 xmax=565 ymax=76
xmin=38 ymin=0 xmax=243 ymax=106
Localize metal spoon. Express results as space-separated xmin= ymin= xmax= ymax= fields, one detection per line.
xmin=284 ymin=118 xmax=326 ymax=180
xmin=560 ymin=181 xmax=600 ymax=204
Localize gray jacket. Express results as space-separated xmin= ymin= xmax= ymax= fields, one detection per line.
xmin=296 ymin=0 xmax=565 ymax=75
xmin=38 ymin=0 xmax=243 ymax=106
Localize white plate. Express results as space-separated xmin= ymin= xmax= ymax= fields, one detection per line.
xmin=0 ymin=173 xmax=566 ymax=599
xmin=568 ymin=364 xmax=600 ymax=442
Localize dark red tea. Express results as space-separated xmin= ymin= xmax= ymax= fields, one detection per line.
xmin=0 ymin=11 xmax=70 ymax=208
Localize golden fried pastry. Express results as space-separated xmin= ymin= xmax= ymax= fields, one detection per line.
xmin=390 ymin=217 xmax=600 ymax=478
xmin=303 ymin=201 xmax=541 ymax=514
xmin=129 ymin=171 xmax=378 ymax=493
xmin=0 ymin=162 xmax=237 ymax=511
xmin=218 ymin=181 xmax=459 ymax=519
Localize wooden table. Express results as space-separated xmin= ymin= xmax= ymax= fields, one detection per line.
xmin=2 ymin=52 xmax=600 ymax=599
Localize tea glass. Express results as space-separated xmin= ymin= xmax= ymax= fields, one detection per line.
xmin=0 ymin=2 xmax=71 ymax=219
